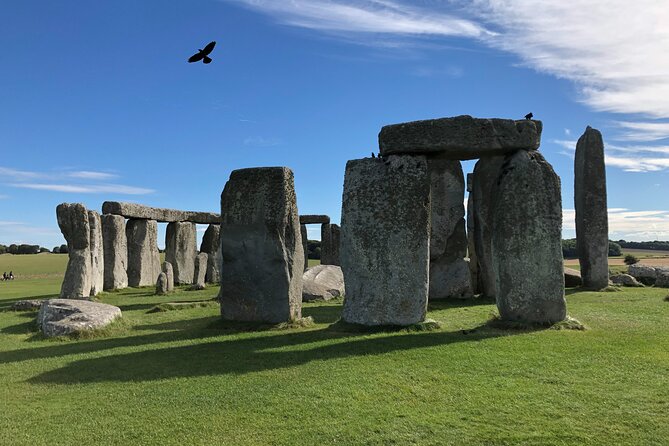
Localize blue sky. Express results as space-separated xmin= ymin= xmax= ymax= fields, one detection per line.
xmin=1 ymin=0 xmax=668 ymax=248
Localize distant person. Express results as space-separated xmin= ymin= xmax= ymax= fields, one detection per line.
xmin=9 ymin=271 xmax=14 ymax=280
xmin=2 ymin=272 xmax=6 ymax=281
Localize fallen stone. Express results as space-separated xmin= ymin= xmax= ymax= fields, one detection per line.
xmin=102 ymin=214 xmax=128 ymax=290
xmin=56 ymin=203 xmax=92 ymax=299
xmin=491 ymin=150 xmax=566 ymax=324
xmin=302 ymin=265 xmax=345 ymax=302
xmin=156 ymin=272 xmax=168 ymax=295
xmin=162 ymin=261 xmax=174 ymax=292
xmin=656 ymin=272 xmax=669 ymax=288
xmin=575 ymin=126 xmax=609 ymax=290
xmin=627 ymin=264 xmax=664 ymax=286
xmin=218 ymin=167 xmax=304 ymax=323
xmin=564 ymin=267 xmax=583 ymax=287
xmin=102 ymin=201 xmax=220 ymax=224
xmin=428 ymin=158 xmax=471 ymax=299
xmin=10 ymin=299 xmax=44 ymax=311
xmin=88 ymin=211 xmax=104 ymax=296
xmin=299 ymin=215 xmax=330 ymax=225
xmin=165 ymin=221 xmax=197 ymax=284
xmin=37 ymin=299 xmax=121 ymax=337
xmin=610 ymin=273 xmax=643 ymax=287
xmin=126 ymin=219 xmax=161 ymax=287
xmin=379 ymin=115 xmax=542 ymax=159
xmin=341 ymin=156 xmax=430 ymax=326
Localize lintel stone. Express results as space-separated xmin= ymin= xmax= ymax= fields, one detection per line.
xmin=102 ymin=201 xmax=220 ymax=224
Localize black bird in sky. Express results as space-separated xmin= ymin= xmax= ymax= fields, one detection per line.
xmin=188 ymin=41 xmax=216 ymax=64
xmin=524 ymin=112 xmax=533 ymax=120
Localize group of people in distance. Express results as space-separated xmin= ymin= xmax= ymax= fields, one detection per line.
xmin=1 ymin=271 xmax=14 ymax=281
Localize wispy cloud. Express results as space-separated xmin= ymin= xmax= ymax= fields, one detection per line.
xmin=67 ymin=171 xmax=118 ymax=180
xmin=615 ymin=121 xmax=669 ymax=142
xmin=0 ymin=166 xmax=42 ymax=180
xmin=564 ymin=208 xmax=669 ymax=241
xmin=0 ymin=194 xmax=9 ymax=200
xmin=10 ymin=183 xmax=154 ymax=195
xmin=554 ymin=138 xmax=669 ymax=172
xmin=243 ymin=136 xmax=282 ymax=147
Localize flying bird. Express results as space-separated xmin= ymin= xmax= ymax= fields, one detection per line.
xmin=188 ymin=41 xmax=216 ymax=64
xmin=524 ymin=112 xmax=533 ymax=120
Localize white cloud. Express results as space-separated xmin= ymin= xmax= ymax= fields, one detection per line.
xmin=10 ymin=183 xmax=154 ymax=195
xmin=615 ymin=121 xmax=669 ymax=142
xmin=67 ymin=171 xmax=118 ymax=180
xmin=564 ymin=208 xmax=669 ymax=241
xmin=553 ymin=138 xmax=669 ymax=172
xmin=0 ymin=194 xmax=9 ymax=200
xmin=244 ymin=136 xmax=282 ymax=147
xmin=0 ymin=166 xmax=42 ymax=180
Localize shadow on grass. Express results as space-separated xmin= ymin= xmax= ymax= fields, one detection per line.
xmin=0 ymin=294 xmax=57 ymax=311
xmin=27 ymin=324 xmax=503 ymax=385
xmin=1 ymin=319 xmax=37 ymax=335
xmin=428 ymin=296 xmax=496 ymax=311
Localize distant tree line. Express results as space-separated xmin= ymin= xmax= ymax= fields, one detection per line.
xmin=561 ymin=239 xmax=622 ymax=258
xmin=615 ymin=240 xmax=669 ymax=251
xmin=307 ymin=240 xmax=321 ymax=260
xmin=0 ymin=244 xmax=67 ymax=255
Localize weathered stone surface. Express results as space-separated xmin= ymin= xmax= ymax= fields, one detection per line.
xmin=102 ymin=214 xmax=128 ymax=290
xmin=300 ymin=224 xmax=308 ymax=271
xmin=156 ymin=272 xmax=168 ymax=295
xmin=165 ymin=222 xmax=197 ymax=284
xmin=218 ymin=167 xmax=304 ymax=323
xmin=162 ymin=261 xmax=174 ymax=291
xmin=329 ymin=224 xmax=341 ymax=266
xmin=126 ymin=219 xmax=160 ymax=287
xmin=471 ymin=156 xmax=505 ymax=298
xmin=88 ymin=211 xmax=104 ymax=296
xmin=299 ymin=215 xmax=330 ymax=225
xmin=200 ymin=224 xmax=221 ymax=283
xmin=56 ymin=203 xmax=92 ymax=299
xmin=492 ymin=150 xmax=566 ymax=324
xmin=428 ymin=158 xmax=471 ymax=299
xmin=320 ymin=223 xmax=333 ymax=265
xmin=466 ymin=178 xmax=480 ymax=294
xmin=611 ymin=273 xmax=643 ymax=287
xmin=379 ymin=115 xmax=543 ymax=159
xmin=102 ymin=201 xmax=220 ymax=224
xmin=37 ymin=299 xmax=121 ymax=337
xmin=341 ymin=156 xmax=430 ymax=326
xmin=302 ymin=265 xmax=345 ymax=301
xmin=10 ymin=299 xmax=44 ymax=311
xmin=192 ymin=252 xmax=208 ymax=290
xmin=564 ymin=267 xmax=583 ymax=287
xmin=627 ymin=264 xmax=668 ymax=286
xmin=656 ymin=272 xmax=669 ymax=288
xmin=575 ymin=126 xmax=609 ymax=290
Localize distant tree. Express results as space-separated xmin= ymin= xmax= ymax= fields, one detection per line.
xmin=7 ymin=244 xmax=18 ymax=254
xmin=0 ymin=245 xmax=6 ymax=255
xmin=39 ymin=247 xmax=50 ymax=253
xmin=59 ymin=244 xmax=68 ymax=254
xmin=624 ymin=254 xmax=639 ymax=265
xmin=306 ymin=240 xmax=321 ymax=260
xmin=561 ymin=239 xmax=578 ymax=258
xmin=608 ymin=241 xmax=622 ymax=257
xmin=52 ymin=246 xmax=60 ymax=253
xmin=17 ymin=244 xmax=40 ymax=254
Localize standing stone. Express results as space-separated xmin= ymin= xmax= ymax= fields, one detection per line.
xmin=466 ymin=173 xmax=480 ymax=295
xmin=200 ymin=224 xmax=221 ymax=283
xmin=575 ymin=126 xmax=609 ymax=290
xmin=320 ymin=223 xmax=333 ymax=265
xmin=102 ymin=214 xmax=128 ymax=290
xmin=56 ymin=203 xmax=92 ymax=299
xmin=88 ymin=211 xmax=104 ymax=296
xmin=162 ymin=261 xmax=174 ymax=291
xmin=165 ymin=221 xmax=197 ymax=284
xmin=156 ymin=272 xmax=168 ymax=295
xmin=491 ymin=150 xmax=566 ymax=324
xmin=428 ymin=158 xmax=472 ymax=299
xmin=329 ymin=224 xmax=341 ymax=266
xmin=341 ymin=156 xmax=430 ymax=326
xmin=471 ymin=156 xmax=505 ymax=298
xmin=218 ymin=167 xmax=304 ymax=323
xmin=191 ymin=252 xmax=208 ymax=290
xmin=300 ymin=224 xmax=309 ymax=271
xmin=126 ymin=219 xmax=160 ymax=287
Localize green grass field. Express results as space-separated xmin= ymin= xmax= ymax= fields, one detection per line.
xmin=0 ymin=254 xmax=668 ymax=445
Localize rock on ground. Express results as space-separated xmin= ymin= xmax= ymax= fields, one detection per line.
xmin=102 ymin=214 xmax=128 ymax=290
xmin=491 ymin=150 xmax=566 ymax=324
xmin=575 ymin=126 xmax=609 ymax=289
xmin=428 ymin=158 xmax=471 ymax=299
xmin=341 ymin=156 xmax=430 ymax=326
xmin=156 ymin=272 xmax=168 ymax=295
xmin=610 ymin=273 xmax=643 ymax=287
xmin=10 ymin=300 xmax=44 ymax=311
xmin=379 ymin=115 xmax=542 ymax=159
xmin=37 ymin=299 xmax=121 ymax=337
xmin=165 ymin=221 xmax=197 ymax=284
xmin=56 ymin=203 xmax=92 ymax=299
xmin=564 ymin=267 xmax=583 ymax=287
xmin=627 ymin=264 xmax=668 ymax=286
xmin=218 ymin=167 xmax=304 ymax=323
xmin=88 ymin=211 xmax=104 ymax=296
xmin=656 ymin=272 xmax=669 ymax=288
xmin=302 ymin=265 xmax=345 ymax=302
xmin=126 ymin=219 xmax=161 ymax=287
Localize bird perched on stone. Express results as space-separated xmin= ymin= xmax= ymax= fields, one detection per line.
xmin=188 ymin=41 xmax=216 ymax=64
xmin=371 ymin=152 xmax=376 ymax=158
xmin=524 ymin=112 xmax=533 ymax=120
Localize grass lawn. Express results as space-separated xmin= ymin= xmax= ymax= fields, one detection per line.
xmin=0 ymin=256 xmax=668 ymax=445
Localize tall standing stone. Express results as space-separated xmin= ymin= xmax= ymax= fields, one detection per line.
xmin=88 ymin=211 xmax=104 ymax=296
xmin=341 ymin=156 xmax=430 ymax=326
xmin=102 ymin=214 xmax=128 ymax=290
xmin=491 ymin=150 xmax=566 ymax=324
xmin=471 ymin=156 xmax=505 ymax=298
xmin=56 ymin=203 xmax=92 ymax=299
xmin=165 ymin=221 xmax=197 ymax=285
xmin=320 ymin=223 xmax=333 ymax=265
xmin=466 ymin=173 xmax=480 ymax=295
xmin=218 ymin=167 xmax=304 ymax=323
xmin=126 ymin=219 xmax=160 ymax=287
xmin=329 ymin=224 xmax=341 ymax=266
xmin=200 ymin=224 xmax=221 ymax=283
xmin=428 ymin=158 xmax=472 ymax=299
xmin=300 ymin=224 xmax=308 ymax=271
xmin=156 ymin=272 xmax=168 ymax=295
xmin=192 ymin=252 xmax=208 ymax=290
xmin=575 ymin=126 xmax=609 ymax=290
